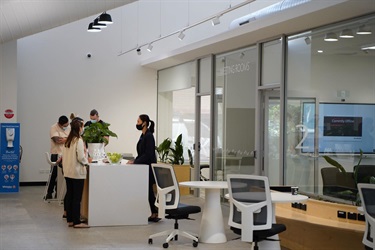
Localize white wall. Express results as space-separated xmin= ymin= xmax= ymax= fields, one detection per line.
xmin=0 ymin=41 xmax=18 ymax=123
xmin=17 ymin=7 xmax=158 ymax=182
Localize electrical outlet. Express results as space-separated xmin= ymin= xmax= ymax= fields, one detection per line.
xmin=291 ymin=202 xmax=307 ymax=211
xmin=337 ymin=210 xmax=347 ymax=218
xmin=347 ymin=212 xmax=357 ymax=220
xmin=358 ymin=213 xmax=365 ymax=221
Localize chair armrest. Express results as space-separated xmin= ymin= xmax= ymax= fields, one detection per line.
xmin=155 ymin=186 xmax=176 ymax=218
xmin=232 ymin=199 xmax=269 ymax=242
xmin=366 ymin=214 xmax=375 ymax=243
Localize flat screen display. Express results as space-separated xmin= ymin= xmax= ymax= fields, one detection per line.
xmin=301 ymin=103 xmax=375 ymax=154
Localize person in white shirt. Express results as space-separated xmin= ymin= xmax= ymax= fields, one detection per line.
xmin=46 ymin=115 xmax=70 ymax=200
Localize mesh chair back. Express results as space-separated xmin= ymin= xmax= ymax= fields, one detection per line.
xmin=358 ymin=183 xmax=375 ymax=247
xmin=152 ymin=164 xmax=179 ymax=208
xmin=359 ymin=184 xmax=375 ymax=218
xmin=227 ymin=174 xmax=272 ymax=234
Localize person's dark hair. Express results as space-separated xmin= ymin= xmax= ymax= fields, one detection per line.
xmin=139 ymin=114 xmax=155 ymax=133
xmin=65 ymin=118 xmax=84 ymax=148
xmin=71 ymin=116 xmax=84 ymax=124
xmin=58 ymin=115 xmax=69 ymax=125
xmin=90 ymin=109 xmax=99 ymax=116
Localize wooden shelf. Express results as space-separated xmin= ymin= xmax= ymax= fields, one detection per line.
xmin=275 ymin=198 xmax=365 ymax=250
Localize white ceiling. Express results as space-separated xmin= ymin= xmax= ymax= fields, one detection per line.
xmin=0 ymin=0 xmax=136 ymax=44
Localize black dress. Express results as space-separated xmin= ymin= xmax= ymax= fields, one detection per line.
xmin=134 ymin=129 xmax=157 ymax=214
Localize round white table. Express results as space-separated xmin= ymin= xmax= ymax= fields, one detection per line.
xmin=179 ymin=181 xmax=228 ymax=243
xmin=270 ymin=192 xmax=309 ymax=204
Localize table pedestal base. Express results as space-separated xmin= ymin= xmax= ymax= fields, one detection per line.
xmin=199 ymin=188 xmax=227 ymax=243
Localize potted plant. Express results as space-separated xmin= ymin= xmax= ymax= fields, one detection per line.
xmin=156 ymin=134 xmax=185 ymax=165
xmin=155 ymin=137 xmax=172 ymax=163
xmin=156 ymin=134 xmax=190 ymax=195
xmin=322 ymin=150 xmax=374 ymax=205
xmin=82 ymin=122 xmax=117 ymax=159
xmin=169 ymin=134 xmax=185 ymax=165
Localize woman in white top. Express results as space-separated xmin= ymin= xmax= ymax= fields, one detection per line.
xmin=62 ymin=117 xmax=89 ymax=228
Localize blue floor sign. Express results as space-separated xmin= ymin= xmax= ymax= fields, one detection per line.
xmin=1 ymin=123 xmax=20 ymax=193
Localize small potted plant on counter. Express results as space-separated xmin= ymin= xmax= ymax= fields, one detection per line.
xmin=82 ymin=122 xmax=117 ymax=160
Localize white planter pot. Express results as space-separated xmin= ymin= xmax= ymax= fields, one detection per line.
xmin=87 ymin=143 xmax=105 ymax=160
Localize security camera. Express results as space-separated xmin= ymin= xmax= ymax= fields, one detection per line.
xmin=136 ymin=48 xmax=141 ymax=55
xmin=87 ymin=53 xmax=91 ymax=58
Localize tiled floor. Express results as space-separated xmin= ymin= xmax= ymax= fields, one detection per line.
xmin=0 ymin=186 xmax=289 ymax=250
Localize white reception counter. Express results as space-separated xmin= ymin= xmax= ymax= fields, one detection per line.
xmin=82 ymin=162 xmax=149 ymax=227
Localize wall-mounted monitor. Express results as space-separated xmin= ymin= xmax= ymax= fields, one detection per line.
xmin=301 ymin=103 xmax=375 ymax=154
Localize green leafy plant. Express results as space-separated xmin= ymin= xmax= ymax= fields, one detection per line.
xmin=322 ymin=155 xmax=347 ymax=174
xmin=156 ymin=137 xmax=172 ymax=163
xmin=156 ymin=134 xmax=185 ymax=165
xmin=169 ymin=134 xmax=184 ymax=165
xmin=82 ymin=122 xmax=117 ymax=144
xmin=323 ymin=150 xmax=371 ymax=206
xmin=322 ymin=149 xmax=363 ymax=179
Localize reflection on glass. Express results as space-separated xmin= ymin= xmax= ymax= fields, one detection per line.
xmin=285 ymin=15 xmax=375 ymax=204
xmin=214 ymin=47 xmax=258 ymax=181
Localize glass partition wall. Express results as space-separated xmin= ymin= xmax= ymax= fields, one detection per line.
xmin=213 ymin=47 xmax=258 ymax=181
xmin=157 ymin=14 xmax=375 ymax=205
xmin=285 ymin=15 xmax=375 ymax=204
xmin=157 ymin=61 xmax=197 ymax=164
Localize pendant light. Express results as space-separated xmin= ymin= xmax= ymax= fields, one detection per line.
xmin=339 ymin=29 xmax=354 ymax=38
xmin=93 ymin=18 xmax=107 ymax=29
xmin=87 ymin=23 xmax=101 ymax=32
xmin=98 ymin=12 xmax=113 ymax=24
xmin=324 ymin=32 xmax=338 ymax=42
xmin=357 ymin=25 xmax=372 ymax=35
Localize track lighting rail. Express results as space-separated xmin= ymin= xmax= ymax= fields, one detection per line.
xmin=118 ymin=0 xmax=256 ymax=56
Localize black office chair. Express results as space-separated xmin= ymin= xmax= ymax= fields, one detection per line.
xmin=358 ymin=183 xmax=375 ymax=250
xmin=227 ymin=174 xmax=286 ymax=250
xmin=148 ymin=163 xmax=201 ymax=248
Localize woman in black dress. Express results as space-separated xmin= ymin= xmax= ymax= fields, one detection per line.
xmin=128 ymin=114 xmax=159 ymax=222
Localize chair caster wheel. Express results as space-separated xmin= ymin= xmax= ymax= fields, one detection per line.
xmin=193 ymin=241 xmax=198 ymax=247
xmin=148 ymin=239 xmax=152 ymax=244
xmin=163 ymin=242 xmax=169 ymax=248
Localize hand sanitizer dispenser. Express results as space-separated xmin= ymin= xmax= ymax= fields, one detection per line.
xmin=6 ymin=128 xmax=15 ymax=148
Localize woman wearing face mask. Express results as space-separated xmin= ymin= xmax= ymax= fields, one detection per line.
xmin=62 ymin=117 xmax=90 ymax=228
xmin=128 ymin=114 xmax=159 ymax=222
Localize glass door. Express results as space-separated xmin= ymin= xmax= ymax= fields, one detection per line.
xmin=213 ymin=47 xmax=258 ymax=181
xmin=263 ymin=90 xmax=282 ymax=185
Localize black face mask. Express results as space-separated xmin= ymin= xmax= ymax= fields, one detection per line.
xmin=136 ymin=124 xmax=144 ymax=131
